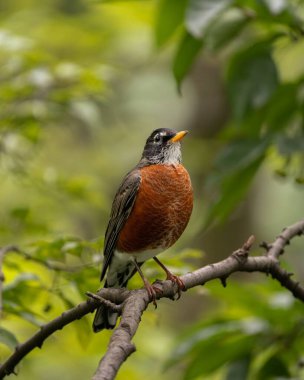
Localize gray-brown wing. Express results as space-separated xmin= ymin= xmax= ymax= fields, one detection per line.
xmin=100 ymin=169 xmax=141 ymax=281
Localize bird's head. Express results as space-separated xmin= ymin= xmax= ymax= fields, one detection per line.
xmin=140 ymin=128 xmax=188 ymax=165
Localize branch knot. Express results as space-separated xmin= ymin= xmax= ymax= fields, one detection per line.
xmin=231 ymin=235 xmax=254 ymax=264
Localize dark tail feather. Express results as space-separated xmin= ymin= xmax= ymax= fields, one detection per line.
xmin=92 ymin=304 xmax=118 ymax=332
xmin=93 ymin=262 xmax=141 ymax=332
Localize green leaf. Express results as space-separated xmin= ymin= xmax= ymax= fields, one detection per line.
xmin=166 ymin=317 xmax=267 ymax=371
xmin=184 ymin=334 xmax=255 ymax=379
xmin=29 ymin=236 xmax=84 ymax=261
xmin=258 ymin=0 xmax=304 ymax=37
xmin=73 ymin=317 xmax=92 ymax=349
xmin=3 ymin=273 xmax=45 ymax=323
xmin=276 ymin=134 xmax=304 ymax=156
xmin=261 ymin=0 xmax=287 ymax=15
xmin=215 ymin=138 xmax=270 ymax=175
xmin=173 ymin=31 xmax=203 ymax=91
xmin=3 ymin=273 xmax=39 ymax=293
xmin=227 ymin=42 xmax=279 ymax=120
xmin=257 ymin=356 xmax=290 ymax=379
xmin=155 ymin=0 xmax=188 ymax=47
xmin=226 ymin=356 xmax=251 ymax=380
xmin=0 ymin=327 xmax=19 ymax=350
xmin=204 ymin=8 xmax=249 ymax=51
xmin=264 ymin=82 xmax=299 ymax=132
xmin=205 ymin=156 xmax=265 ymax=226
xmin=186 ymin=0 xmax=232 ymax=38
xmin=207 ymin=280 xmax=303 ymax=328
xmin=10 ymin=207 xmax=30 ymax=221
xmin=204 ymin=137 xmax=269 ymax=226
xmin=18 ymin=311 xmax=43 ymax=326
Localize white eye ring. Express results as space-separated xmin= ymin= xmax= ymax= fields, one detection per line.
xmin=154 ymin=133 xmax=161 ymax=143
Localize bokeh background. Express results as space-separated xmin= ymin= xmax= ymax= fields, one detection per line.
xmin=1 ymin=0 xmax=304 ymax=379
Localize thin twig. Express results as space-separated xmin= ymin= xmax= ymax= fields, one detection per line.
xmin=18 ymin=250 xmax=101 ymax=273
xmin=86 ymin=292 xmax=123 ymax=313
xmin=267 ymin=220 xmax=304 ymax=259
xmin=0 ymin=243 xmax=102 ymax=273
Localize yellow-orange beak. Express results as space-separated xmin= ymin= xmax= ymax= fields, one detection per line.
xmin=169 ymin=130 xmax=188 ymax=143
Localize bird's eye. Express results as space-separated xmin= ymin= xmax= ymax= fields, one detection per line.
xmin=154 ymin=133 xmax=161 ymax=143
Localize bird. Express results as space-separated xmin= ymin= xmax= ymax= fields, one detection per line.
xmin=93 ymin=128 xmax=193 ymax=332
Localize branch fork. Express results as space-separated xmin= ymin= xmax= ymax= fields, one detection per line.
xmin=86 ymin=292 xmax=123 ymax=313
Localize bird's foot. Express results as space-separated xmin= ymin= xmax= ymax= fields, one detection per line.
xmin=166 ymin=273 xmax=185 ymax=300
xmin=143 ymin=279 xmax=162 ymax=308
xmin=152 ymin=257 xmax=185 ymax=299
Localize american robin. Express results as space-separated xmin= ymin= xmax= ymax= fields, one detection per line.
xmin=93 ymin=128 xmax=193 ymax=332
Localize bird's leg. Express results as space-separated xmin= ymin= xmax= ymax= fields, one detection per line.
xmin=133 ymin=259 xmax=161 ymax=308
xmin=153 ymin=256 xmax=185 ymax=299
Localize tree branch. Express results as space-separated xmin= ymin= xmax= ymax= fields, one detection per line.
xmin=0 ymin=289 xmax=129 ymax=379
xmin=268 ymin=221 xmax=304 ymax=259
xmin=0 ymin=220 xmax=303 ymax=380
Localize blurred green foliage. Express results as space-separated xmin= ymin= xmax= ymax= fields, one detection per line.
xmin=167 ymin=279 xmax=304 ymax=379
xmin=0 ymin=0 xmax=304 ymax=379
xmin=156 ymin=0 xmax=304 ymax=225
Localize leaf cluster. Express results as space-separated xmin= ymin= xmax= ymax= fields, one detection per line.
xmin=156 ymin=0 xmax=304 ymax=225
xmin=0 ymin=237 xmax=103 ymax=353
xmin=167 ymin=280 xmax=304 ymax=379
